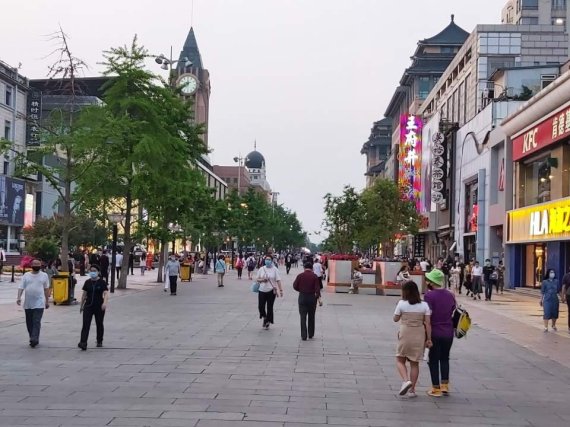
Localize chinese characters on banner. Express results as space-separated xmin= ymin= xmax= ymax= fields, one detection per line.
xmin=26 ymin=89 xmax=42 ymax=147
xmin=399 ymin=115 xmax=423 ymax=210
xmin=431 ymin=132 xmax=447 ymax=206
xmin=413 ymin=234 xmax=426 ymax=258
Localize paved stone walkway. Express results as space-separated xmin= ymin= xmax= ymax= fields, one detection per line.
xmin=1 ymin=268 xmax=570 ymax=426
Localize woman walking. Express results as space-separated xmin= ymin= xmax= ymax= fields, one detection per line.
xmin=541 ymin=269 xmax=561 ymax=332
xmin=235 ymin=255 xmax=244 ymax=280
xmin=215 ymin=255 xmax=226 ymax=287
xmin=78 ymin=266 xmax=109 ymax=350
xmin=393 ymin=281 xmax=431 ymax=398
xmin=424 ymin=269 xmax=456 ymax=397
xmin=257 ymin=254 xmax=284 ymax=330
xmin=563 ymin=272 xmax=570 ymax=333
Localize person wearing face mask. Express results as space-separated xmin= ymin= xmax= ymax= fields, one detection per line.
xmin=482 ymin=259 xmax=495 ymax=301
xmin=164 ymin=255 xmax=181 ymax=295
xmin=256 ymin=254 xmax=284 ymax=329
xmin=78 ymin=266 xmax=109 ymax=350
xmin=471 ymin=261 xmax=483 ymax=300
xmin=16 ymin=259 xmax=50 ymax=348
xmin=540 ymin=269 xmax=561 ymax=333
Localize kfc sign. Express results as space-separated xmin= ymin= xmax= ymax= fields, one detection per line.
xmin=513 ymin=105 xmax=570 ymax=161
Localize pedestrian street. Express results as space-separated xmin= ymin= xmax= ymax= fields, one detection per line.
xmin=1 ymin=268 xmax=570 ymax=427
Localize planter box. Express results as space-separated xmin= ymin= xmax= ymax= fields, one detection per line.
xmin=326 ymin=259 xmax=353 ymax=293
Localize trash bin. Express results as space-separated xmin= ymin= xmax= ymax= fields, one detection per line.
xmin=180 ymin=264 xmax=192 ymax=282
xmin=52 ymin=273 xmax=73 ymax=305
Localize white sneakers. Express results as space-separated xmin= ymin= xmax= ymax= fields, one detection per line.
xmin=399 ymin=380 xmax=413 ymax=396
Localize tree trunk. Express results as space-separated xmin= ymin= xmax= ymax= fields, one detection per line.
xmin=156 ymin=239 xmax=166 ymax=283
xmin=60 ymin=179 xmax=73 ymax=273
xmin=117 ymin=190 xmax=133 ymax=289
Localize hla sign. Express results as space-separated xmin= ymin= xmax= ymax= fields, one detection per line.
xmin=529 ymin=207 xmax=570 ymax=236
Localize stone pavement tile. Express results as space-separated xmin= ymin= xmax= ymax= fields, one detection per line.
xmin=1 ymin=409 xmax=80 ymax=417
xmin=79 ymin=409 xmax=164 ymax=418
xmin=206 ymin=404 xmax=287 ymax=415
xmin=197 ymin=421 xmax=283 ymax=427
xmin=108 ymin=418 xmax=198 ymax=427
xmin=160 ymin=411 xmax=245 ymax=421
xmin=20 ymin=416 xmax=114 ymax=425
xmin=286 ymin=407 xmax=367 ymax=419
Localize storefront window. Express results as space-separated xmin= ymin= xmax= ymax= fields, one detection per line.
xmin=465 ymin=181 xmax=478 ymax=232
xmin=519 ymin=156 xmax=552 ymax=207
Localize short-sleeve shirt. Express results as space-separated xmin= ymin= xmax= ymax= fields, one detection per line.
xmin=313 ymin=263 xmax=323 ymax=278
xmin=18 ymin=272 xmax=50 ymax=309
xmin=394 ymin=300 xmax=431 ymax=316
xmin=424 ymin=289 xmax=456 ymax=338
xmin=257 ymin=266 xmax=282 ymax=293
xmin=82 ymin=279 xmax=108 ymax=308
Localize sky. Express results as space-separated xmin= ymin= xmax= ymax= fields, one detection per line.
xmin=1 ymin=0 xmax=501 ymax=242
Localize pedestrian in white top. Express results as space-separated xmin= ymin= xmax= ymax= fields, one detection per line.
xmin=471 ymin=261 xmax=483 ymax=300
xmin=115 ymin=252 xmax=123 ymax=282
xmin=0 ymin=245 xmax=6 ymax=281
xmin=313 ymin=259 xmax=324 ymax=290
xmin=16 ymin=259 xmax=50 ymax=348
xmin=164 ymin=255 xmax=181 ymax=295
xmin=256 ymin=255 xmax=284 ymax=329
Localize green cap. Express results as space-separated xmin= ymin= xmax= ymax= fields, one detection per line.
xmin=425 ymin=268 xmax=444 ymax=287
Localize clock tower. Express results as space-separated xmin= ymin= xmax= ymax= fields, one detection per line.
xmin=176 ymin=27 xmax=211 ymax=148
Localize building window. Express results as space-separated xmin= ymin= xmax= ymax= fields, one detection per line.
xmin=441 ymin=47 xmax=455 ymax=54
xmin=418 ymin=76 xmax=432 ymax=100
xmin=552 ymin=17 xmax=566 ymax=25
xmin=3 ymin=161 xmax=8 ymax=175
xmin=552 ymin=0 xmax=567 ymax=10
xmin=5 ymin=86 xmax=13 ymax=107
xmin=519 ymin=156 xmax=552 ymax=207
xmin=522 ymin=0 xmax=539 ymax=9
xmin=521 ymin=17 xmax=539 ymax=24
xmin=4 ymin=120 xmax=11 ymax=141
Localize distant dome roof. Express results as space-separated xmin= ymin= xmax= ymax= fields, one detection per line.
xmin=245 ymin=150 xmax=265 ymax=169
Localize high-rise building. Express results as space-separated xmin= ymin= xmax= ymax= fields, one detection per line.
xmin=361 ymin=118 xmax=392 ymax=188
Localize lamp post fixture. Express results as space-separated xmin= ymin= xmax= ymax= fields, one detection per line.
xmin=108 ymin=212 xmax=124 ymax=294
xmin=153 ymin=49 xmax=192 ymax=87
xmin=233 ymin=155 xmax=243 ymax=195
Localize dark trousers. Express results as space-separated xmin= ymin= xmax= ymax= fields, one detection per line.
xmin=101 ymin=269 xmax=109 ymax=283
xmin=237 ymin=268 xmax=243 ymax=279
xmin=25 ymin=308 xmax=44 ymax=343
xmin=116 ymin=267 xmax=121 ymax=281
xmin=258 ymin=290 xmax=276 ymax=324
xmin=472 ymin=276 xmax=482 ymax=295
xmin=485 ymin=280 xmax=493 ymax=300
xmin=169 ymin=275 xmax=178 ymax=294
xmin=298 ymin=293 xmax=317 ymax=339
xmin=567 ymin=300 xmax=570 ymax=329
xmin=428 ymin=336 xmax=453 ymax=386
xmin=80 ymin=306 xmax=105 ymax=344
xmin=286 ymin=264 xmax=291 ymax=274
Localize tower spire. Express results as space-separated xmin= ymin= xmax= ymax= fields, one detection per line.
xmin=254 ymin=139 xmax=257 ymax=150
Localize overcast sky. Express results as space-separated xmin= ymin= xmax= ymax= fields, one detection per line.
xmin=1 ymin=0 xmax=501 ymax=241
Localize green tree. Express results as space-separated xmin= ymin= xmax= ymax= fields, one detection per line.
xmin=0 ymin=28 xmax=100 ymax=271
xmin=357 ymin=179 xmax=420 ymax=254
xmin=76 ymin=37 xmax=207 ymax=288
xmin=322 ymin=186 xmax=362 ymax=254
xmin=23 ymin=215 xmax=106 ymax=249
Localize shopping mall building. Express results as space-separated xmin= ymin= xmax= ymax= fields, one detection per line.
xmin=503 ymin=67 xmax=570 ymax=288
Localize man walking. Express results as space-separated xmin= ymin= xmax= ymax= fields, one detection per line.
xmin=16 ymin=259 xmax=50 ymax=348
xmin=483 ymin=259 xmax=494 ymax=301
xmin=115 ymin=251 xmax=123 ymax=281
xmin=100 ymin=250 xmax=110 ymax=283
xmin=164 ymin=255 xmax=181 ymax=295
xmin=285 ymin=253 xmax=293 ymax=275
xmin=293 ymin=262 xmax=321 ymax=340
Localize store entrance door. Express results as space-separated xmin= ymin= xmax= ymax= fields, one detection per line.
xmin=524 ymin=244 xmax=546 ymax=288
xmin=464 ymin=235 xmax=476 ymax=263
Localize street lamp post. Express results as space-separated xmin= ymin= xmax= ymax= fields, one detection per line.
xmin=153 ymin=49 xmax=192 ymax=88
xmin=233 ymin=155 xmax=243 ymax=194
xmin=108 ymin=213 xmax=124 ymax=294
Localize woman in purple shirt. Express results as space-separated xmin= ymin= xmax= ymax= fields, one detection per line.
xmin=423 ymin=269 xmax=456 ymax=397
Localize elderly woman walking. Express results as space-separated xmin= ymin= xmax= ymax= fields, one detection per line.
xmin=541 ymin=269 xmax=561 ymax=332
xmin=393 ymin=281 xmax=432 ymax=398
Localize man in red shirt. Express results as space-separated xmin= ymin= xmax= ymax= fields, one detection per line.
xmin=293 ymin=262 xmax=321 ymax=341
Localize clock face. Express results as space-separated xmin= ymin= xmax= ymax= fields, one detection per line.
xmin=178 ymin=74 xmax=199 ymax=95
